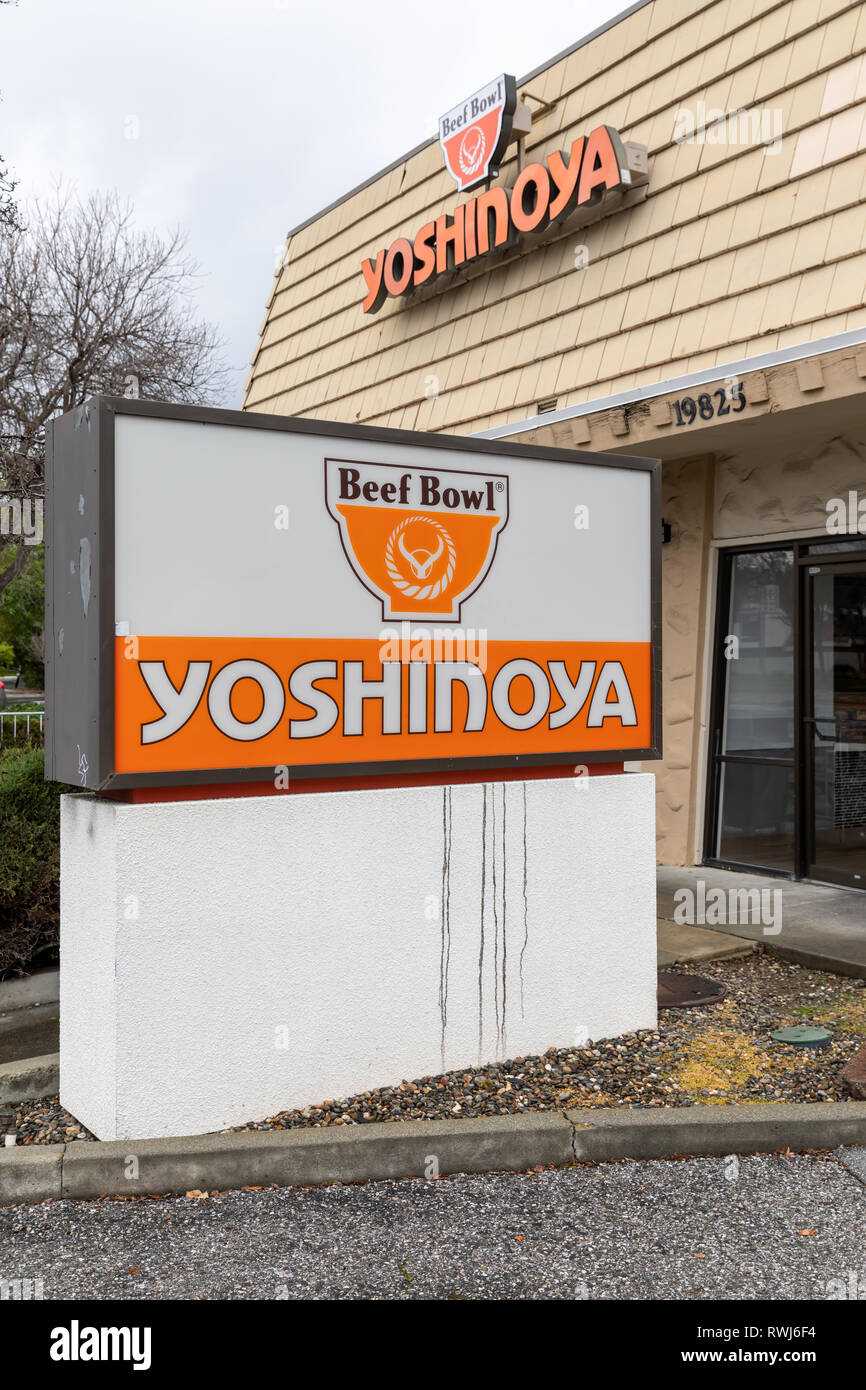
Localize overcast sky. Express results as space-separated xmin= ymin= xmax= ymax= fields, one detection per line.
xmin=0 ymin=0 xmax=629 ymax=405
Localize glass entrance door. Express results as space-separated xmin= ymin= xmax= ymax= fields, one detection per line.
xmin=805 ymin=564 xmax=866 ymax=888
xmin=706 ymin=547 xmax=796 ymax=872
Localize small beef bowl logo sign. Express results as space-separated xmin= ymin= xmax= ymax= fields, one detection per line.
xmin=439 ymin=73 xmax=517 ymax=192
xmin=325 ymin=458 xmax=508 ymax=620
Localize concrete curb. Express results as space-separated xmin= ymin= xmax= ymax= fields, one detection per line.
xmin=0 ymin=1146 xmax=63 ymax=1205
xmin=0 ymin=969 xmax=59 ymax=1012
xmin=566 ymin=1101 xmax=866 ymax=1160
xmin=2 ymin=1101 xmax=866 ymax=1206
xmin=766 ymin=942 xmax=866 ymax=981
xmin=0 ymin=1052 xmax=60 ymax=1103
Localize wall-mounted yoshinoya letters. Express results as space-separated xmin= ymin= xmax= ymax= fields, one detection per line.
xmin=360 ymin=70 xmax=649 ymax=314
xmin=362 ymin=123 xmax=645 ymax=313
xmin=45 ymin=398 xmax=660 ymax=789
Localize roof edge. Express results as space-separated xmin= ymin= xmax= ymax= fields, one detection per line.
xmin=473 ymin=327 xmax=866 ymax=439
xmin=281 ymin=0 xmax=655 ymax=244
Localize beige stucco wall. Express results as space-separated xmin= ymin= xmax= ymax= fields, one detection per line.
xmin=245 ymin=0 xmax=866 ymax=435
xmin=650 ymin=456 xmax=715 ymax=866
xmin=714 ymin=425 xmax=866 ymax=540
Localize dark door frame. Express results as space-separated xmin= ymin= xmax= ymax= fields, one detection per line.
xmin=703 ymin=536 xmax=866 ymax=885
xmin=802 ymin=558 xmax=866 ymax=888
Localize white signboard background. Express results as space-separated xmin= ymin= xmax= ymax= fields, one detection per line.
xmin=114 ymin=415 xmax=652 ymax=642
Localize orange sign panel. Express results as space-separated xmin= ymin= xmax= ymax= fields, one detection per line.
xmin=115 ymin=637 xmax=652 ymax=774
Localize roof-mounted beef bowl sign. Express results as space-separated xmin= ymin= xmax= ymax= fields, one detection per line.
xmin=438 ymin=73 xmax=517 ymax=192
xmin=44 ymin=398 xmax=660 ymax=790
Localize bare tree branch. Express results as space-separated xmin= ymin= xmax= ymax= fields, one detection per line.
xmin=1 ymin=2 xmax=21 ymax=234
xmin=0 ymin=161 xmax=21 ymax=238
xmin=0 ymin=187 xmax=228 ymax=594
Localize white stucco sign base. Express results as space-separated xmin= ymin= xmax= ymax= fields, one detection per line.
xmin=60 ymin=774 xmax=657 ymax=1141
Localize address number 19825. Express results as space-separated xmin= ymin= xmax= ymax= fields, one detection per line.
xmin=672 ymin=382 xmax=746 ymax=426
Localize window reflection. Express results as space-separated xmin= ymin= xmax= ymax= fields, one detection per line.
xmin=721 ymin=549 xmax=795 ymax=756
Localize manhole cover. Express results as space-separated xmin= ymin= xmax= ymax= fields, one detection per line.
xmin=770 ymin=1025 xmax=832 ymax=1049
xmin=658 ymin=971 xmax=727 ymax=1009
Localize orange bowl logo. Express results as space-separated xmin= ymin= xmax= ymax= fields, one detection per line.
xmin=325 ymin=458 xmax=508 ymax=620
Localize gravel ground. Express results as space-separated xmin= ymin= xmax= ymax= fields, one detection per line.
xmin=0 ymin=1151 xmax=864 ymax=1300
xmin=5 ymin=955 xmax=865 ymax=1146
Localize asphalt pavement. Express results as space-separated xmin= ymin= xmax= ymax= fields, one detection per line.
xmin=1 ymin=1150 xmax=865 ymax=1300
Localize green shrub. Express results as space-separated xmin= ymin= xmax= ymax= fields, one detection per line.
xmin=0 ymin=745 xmax=64 ymax=978
xmin=0 ymin=544 xmax=44 ymax=688
xmin=0 ymin=640 xmax=14 ymax=670
xmin=0 ymin=708 xmax=44 ymax=754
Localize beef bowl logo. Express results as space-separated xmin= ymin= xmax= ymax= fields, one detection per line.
xmin=325 ymin=458 xmax=508 ymax=621
xmin=438 ymin=74 xmax=517 ymax=192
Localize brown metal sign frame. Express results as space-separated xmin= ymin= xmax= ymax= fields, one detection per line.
xmin=45 ymin=395 xmax=662 ymax=790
